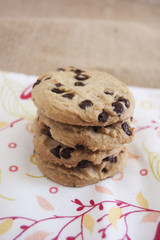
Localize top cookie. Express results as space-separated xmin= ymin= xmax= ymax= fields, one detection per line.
xmin=32 ymin=67 xmax=135 ymax=126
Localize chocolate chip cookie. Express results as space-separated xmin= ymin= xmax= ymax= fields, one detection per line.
xmin=35 ymin=148 xmax=128 ymax=187
xmin=33 ymin=118 xmax=124 ymax=168
xmin=32 ymin=68 xmax=135 ymax=126
xmin=37 ymin=111 xmax=134 ymax=151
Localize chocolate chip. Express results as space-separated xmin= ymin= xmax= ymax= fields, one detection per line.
xmin=111 ymin=157 xmax=117 ymax=163
xmin=62 ymin=93 xmax=74 ymax=99
xmin=75 ymin=82 xmax=85 ymax=87
xmin=118 ymin=97 xmax=130 ymax=108
xmin=122 ymin=122 xmax=132 ymax=136
xmin=57 ymin=68 xmax=65 ymax=71
xmin=44 ymin=77 xmax=51 ymax=81
xmin=72 ymin=69 xmax=84 ymax=74
xmin=51 ymin=88 xmax=65 ymax=94
xmin=32 ymin=80 xmax=41 ymax=88
xmin=103 ymin=156 xmax=117 ymax=163
xmin=103 ymin=156 xmax=111 ymax=161
xmin=130 ymin=117 xmax=133 ymax=122
xmin=92 ymin=126 xmax=101 ymax=132
xmin=78 ymin=160 xmax=92 ymax=168
xmin=112 ymin=102 xmax=124 ymax=114
xmin=55 ymin=83 xmax=64 ymax=87
xmin=50 ymin=145 xmax=61 ymax=158
xmin=102 ymin=168 xmax=107 ymax=173
xmin=98 ymin=110 xmax=108 ymax=122
xmin=60 ymin=147 xmax=74 ymax=159
xmin=75 ymin=144 xmax=85 ymax=150
xmin=75 ymin=74 xmax=89 ymax=81
xmin=104 ymin=91 xmax=113 ymax=95
xmin=44 ymin=125 xmax=52 ymax=139
xmin=79 ymin=100 xmax=93 ymax=109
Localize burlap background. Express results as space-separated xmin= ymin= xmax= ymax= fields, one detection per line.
xmin=0 ymin=0 xmax=160 ymax=87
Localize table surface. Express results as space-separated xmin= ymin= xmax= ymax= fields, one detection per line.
xmin=0 ymin=0 xmax=160 ymax=88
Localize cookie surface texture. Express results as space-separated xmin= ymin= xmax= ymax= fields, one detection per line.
xmin=32 ymin=119 xmax=124 ymax=168
xmin=32 ymin=68 xmax=135 ymax=126
xmin=35 ymin=149 xmax=128 ymax=187
xmin=38 ymin=111 xmax=134 ymax=151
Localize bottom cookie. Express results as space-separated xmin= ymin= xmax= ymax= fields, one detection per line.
xmin=35 ymin=148 xmax=128 ymax=187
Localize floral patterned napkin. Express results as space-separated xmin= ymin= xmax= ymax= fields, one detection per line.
xmin=0 ymin=71 xmax=160 ymax=240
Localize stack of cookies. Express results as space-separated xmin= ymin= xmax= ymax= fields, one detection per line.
xmin=32 ymin=67 xmax=135 ymax=187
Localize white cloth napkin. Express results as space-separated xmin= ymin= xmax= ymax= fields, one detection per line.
xmin=0 ymin=71 xmax=160 ymax=240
